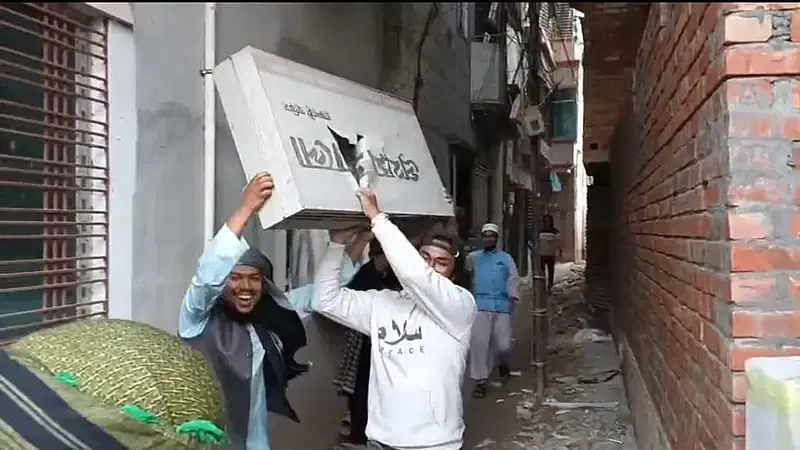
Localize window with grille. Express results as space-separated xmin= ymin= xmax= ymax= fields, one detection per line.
xmin=0 ymin=3 xmax=108 ymax=343
xmin=555 ymin=4 xmax=574 ymax=39
xmin=552 ymin=89 xmax=578 ymax=142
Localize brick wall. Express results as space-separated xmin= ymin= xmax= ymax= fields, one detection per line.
xmin=584 ymin=71 xmax=628 ymax=155
xmin=610 ymin=3 xmax=800 ymax=449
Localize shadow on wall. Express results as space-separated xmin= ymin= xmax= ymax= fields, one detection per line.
xmin=276 ymin=38 xmax=341 ymax=84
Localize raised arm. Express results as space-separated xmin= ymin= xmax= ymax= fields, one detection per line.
xmin=178 ymin=172 xmax=274 ymax=339
xmin=313 ymin=239 xmax=378 ymax=335
xmin=370 ymin=213 xmax=476 ymax=339
xmin=285 ymin=254 xmax=363 ymax=320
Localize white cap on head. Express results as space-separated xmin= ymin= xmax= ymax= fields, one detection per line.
xmin=481 ymin=223 xmax=500 ymax=235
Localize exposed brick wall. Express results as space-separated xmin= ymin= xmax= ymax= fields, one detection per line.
xmin=609 ymin=3 xmax=800 ymax=449
xmin=584 ymin=71 xmax=629 ymax=154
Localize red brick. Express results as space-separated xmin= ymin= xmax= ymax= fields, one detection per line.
xmin=727 ymin=274 xmax=777 ymax=304
xmin=722 ymin=3 xmax=800 ymax=13
xmin=790 ymin=211 xmax=800 ymax=237
xmin=732 ymin=310 xmax=800 ymax=337
xmin=724 ymin=14 xmax=773 ymax=43
xmin=731 ymin=372 xmax=748 ymax=402
xmin=728 ymin=178 xmax=785 ymax=205
xmin=793 ymin=10 xmax=800 ymax=42
xmin=784 ymin=115 xmax=800 ymax=139
xmin=728 ymin=139 xmax=775 ymax=169
xmin=789 ymin=277 xmax=800 ymax=305
xmin=731 ymin=245 xmax=800 ymax=272
xmin=791 ymin=81 xmax=800 ymax=110
xmin=724 ymin=46 xmax=800 ymax=76
xmin=728 ymin=112 xmax=780 ymax=138
xmin=729 ymin=342 xmax=800 ymax=370
xmin=727 ymin=211 xmax=771 ymax=239
xmin=725 ymin=78 xmax=774 ymax=108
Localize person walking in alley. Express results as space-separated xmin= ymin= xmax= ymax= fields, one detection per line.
xmin=537 ymin=214 xmax=561 ymax=294
xmin=467 ymin=223 xmax=520 ymax=398
xmin=178 ymin=172 xmax=312 ymax=450
xmin=314 ymin=187 xmax=477 ymax=450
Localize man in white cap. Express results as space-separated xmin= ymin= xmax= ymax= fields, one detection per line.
xmin=465 ymin=222 xmax=519 ymax=398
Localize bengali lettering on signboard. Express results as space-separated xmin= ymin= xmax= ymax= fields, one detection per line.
xmin=283 ymin=102 xmax=332 ymax=121
xmin=289 ymin=136 xmax=420 ymax=182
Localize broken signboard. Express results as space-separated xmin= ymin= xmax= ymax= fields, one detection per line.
xmin=213 ymin=46 xmax=453 ymax=229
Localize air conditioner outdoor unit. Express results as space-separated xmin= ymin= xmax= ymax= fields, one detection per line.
xmin=517 ymin=105 xmax=546 ymax=137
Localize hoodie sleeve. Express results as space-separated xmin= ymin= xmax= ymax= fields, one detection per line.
xmin=179 ymin=225 xmax=249 ymax=339
xmin=286 ymin=257 xmax=363 ymax=320
xmin=371 ymin=214 xmax=477 ymax=340
xmin=312 ymin=242 xmax=378 ymax=335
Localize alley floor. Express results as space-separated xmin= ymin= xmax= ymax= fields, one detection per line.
xmin=335 ymin=263 xmax=637 ymax=450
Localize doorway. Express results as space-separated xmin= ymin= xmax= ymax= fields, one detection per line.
xmin=451 ymin=145 xmax=474 ymax=239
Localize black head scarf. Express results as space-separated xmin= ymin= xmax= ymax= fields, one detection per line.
xmin=219 ymin=248 xmax=308 ymax=381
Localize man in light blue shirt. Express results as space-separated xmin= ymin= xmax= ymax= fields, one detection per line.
xmin=178 ymin=172 xmax=362 ymax=449
xmin=466 ymin=223 xmax=519 ymax=398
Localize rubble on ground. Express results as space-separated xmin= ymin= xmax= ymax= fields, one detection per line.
xmin=332 ymin=263 xmax=637 ymax=450
xmin=490 ymin=262 xmax=638 ymax=450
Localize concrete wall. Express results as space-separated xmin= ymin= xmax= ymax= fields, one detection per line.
xmin=382 ymin=3 xmax=475 ymax=189
xmin=130 ymin=3 xmax=472 ymax=447
xmin=609 ymin=3 xmax=800 ymax=448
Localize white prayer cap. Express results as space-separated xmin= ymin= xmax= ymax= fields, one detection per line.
xmin=481 ymin=223 xmax=500 ymax=235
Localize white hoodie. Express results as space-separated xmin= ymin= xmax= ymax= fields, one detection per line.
xmin=314 ymin=214 xmax=477 ymax=449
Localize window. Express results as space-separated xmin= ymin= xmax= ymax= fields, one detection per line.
xmin=552 ymin=89 xmax=578 ymax=142
xmin=0 ymin=4 xmax=108 ymax=342
xmin=473 ymin=2 xmax=498 ymax=42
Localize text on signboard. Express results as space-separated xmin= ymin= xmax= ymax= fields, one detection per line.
xmin=283 ymin=102 xmax=332 ymax=121
xmin=289 ymin=136 xmax=420 ymax=182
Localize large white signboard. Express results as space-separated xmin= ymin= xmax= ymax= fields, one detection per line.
xmin=214 ymin=46 xmax=453 ymax=229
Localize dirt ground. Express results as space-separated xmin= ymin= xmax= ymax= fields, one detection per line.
xmin=462 ymin=262 xmax=637 ymax=449
xmin=335 ymin=263 xmax=638 ymax=450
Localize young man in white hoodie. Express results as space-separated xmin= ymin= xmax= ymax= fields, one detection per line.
xmin=314 ymin=188 xmax=477 ymax=450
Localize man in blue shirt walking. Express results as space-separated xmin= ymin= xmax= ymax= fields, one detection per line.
xmin=466 ymin=223 xmax=520 ymax=398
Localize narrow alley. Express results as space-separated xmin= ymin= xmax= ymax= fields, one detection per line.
xmin=2 ymin=3 xmax=800 ymax=450
xmin=334 ymin=264 xmax=637 ymax=450
xmin=463 ymin=263 xmax=636 ymax=450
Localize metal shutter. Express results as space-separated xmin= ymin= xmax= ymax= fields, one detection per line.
xmin=0 ymin=3 xmax=108 ymax=343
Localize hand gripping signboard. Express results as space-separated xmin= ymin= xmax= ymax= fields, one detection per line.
xmin=214 ymin=46 xmax=454 ymax=230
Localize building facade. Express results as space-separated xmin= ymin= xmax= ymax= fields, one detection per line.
xmin=0 ymin=2 xmax=536 ymax=447
xmin=547 ymin=6 xmax=587 ymax=263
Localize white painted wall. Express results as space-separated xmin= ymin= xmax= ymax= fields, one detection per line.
xmin=105 ymin=20 xmax=137 ymax=320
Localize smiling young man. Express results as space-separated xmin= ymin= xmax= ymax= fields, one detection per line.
xmin=313 ymin=188 xmax=477 ymax=450
xmin=178 ymin=172 xmax=310 ymax=449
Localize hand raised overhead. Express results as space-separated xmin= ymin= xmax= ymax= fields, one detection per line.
xmin=241 ymin=172 xmax=274 ymax=214
xmin=356 ymin=188 xmax=381 ymax=220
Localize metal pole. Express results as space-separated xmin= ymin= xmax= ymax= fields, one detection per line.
xmin=527 ymin=1 xmax=548 ymax=405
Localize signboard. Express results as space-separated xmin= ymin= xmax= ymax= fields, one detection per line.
xmin=214 ymin=46 xmax=453 ymax=229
